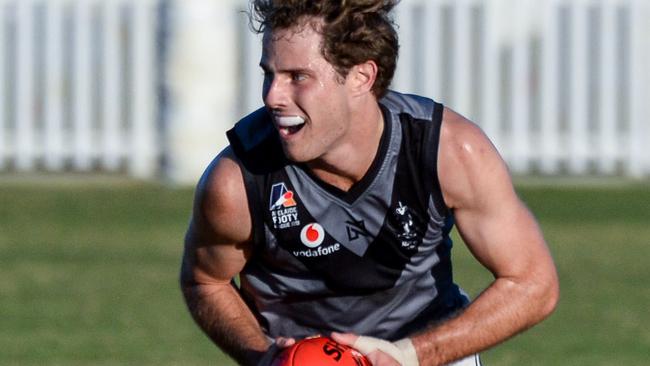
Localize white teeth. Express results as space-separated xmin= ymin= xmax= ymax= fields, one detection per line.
xmin=275 ymin=115 xmax=305 ymax=127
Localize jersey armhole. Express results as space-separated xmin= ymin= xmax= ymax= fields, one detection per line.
xmin=424 ymin=101 xmax=450 ymax=218
xmin=238 ymin=164 xmax=265 ymax=251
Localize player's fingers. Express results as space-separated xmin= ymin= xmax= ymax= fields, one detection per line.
xmin=275 ymin=336 xmax=296 ymax=348
xmin=330 ymin=331 xmax=359 ymax=347
xmin=351 ymin=336 xmax=407 ymax=365
xmin=366 ymin=350 xmax=402 ymax=366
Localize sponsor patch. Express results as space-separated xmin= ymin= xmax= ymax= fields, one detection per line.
xmin=300 ymin=223 xmax=325 ymax=248
xmin=292 ymin=243 xmax=341 ymax=258
xmin=270 ymin=183 xmax=297 ymax=210
xmin=269 ymin=183 xmax=300 ymax=229
xmin=293 ymin=223 xmax=340 ymax=257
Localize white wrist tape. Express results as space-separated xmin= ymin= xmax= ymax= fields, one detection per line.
xmin=394 ymin=338 xmax=419 ymax=366
xmin=353 ymin=336 xmax=419 ymax=366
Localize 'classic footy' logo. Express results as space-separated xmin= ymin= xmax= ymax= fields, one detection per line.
xmin=269 ymin=183 xmax=300 ymax=229
xmin=270 ymin=183 xmax=296 ymax=210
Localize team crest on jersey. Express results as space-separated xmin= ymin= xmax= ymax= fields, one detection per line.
xmin=395 ymin=201 xmax=419 ymax=250
xmin=269 ymin=183 xmax=300 ymax=229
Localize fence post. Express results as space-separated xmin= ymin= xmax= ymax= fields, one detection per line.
xmin=44 ymin=0 xmax=65 ymax=171
xmin=72 ymin=0 xmax=94 ymax=171
xmin=130 ymin=0 xmax=158 ymax=178
xmin=15 ymin=0 xmax=36 ymax=170
xmin=510 ymin=0 xmax=533 ymax=173
xmin=0 ymin=0 xmax=6 ymax=169
xmin=480 ymin=0 xmax=502 ymax=152
xmin=393 ymin=1 xmax=414 ymax=92
xmin=597 ymin=0 xmax=620 ymax=174
xmin=165 ymin=0 xmax=239 ymax=185
xmin=422 ymin=0 xmax=444 ymax=102
xmin=241 ymin=14 xmax=263 ymax=116
xmin=101 ymin=0 xmax=123 ymax=172
xmin=452 ymin=0 xmax=472 ymax=117
xmin=628 ymin=0 xmax=650 ymax=177
xmin=540 ymin=0 xmax=561 ymax=174
xmin=568 ymin=0 xmax=590 ymax=174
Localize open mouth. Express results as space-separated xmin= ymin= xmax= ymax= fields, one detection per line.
xmin=275 ymin=115 xmax=306 ymax=137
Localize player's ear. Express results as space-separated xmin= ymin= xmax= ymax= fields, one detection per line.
xmin=347 ymin=60 xmax=378 ymax=96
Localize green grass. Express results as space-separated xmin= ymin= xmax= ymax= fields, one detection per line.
xmin=453 ymin=182 xmax=650 ymax=366
xmin=1 ymin=179 xmax=648 ymax=365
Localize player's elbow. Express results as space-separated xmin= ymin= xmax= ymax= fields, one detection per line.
xmin=532 ymin=267 xmax=560 ymax=322
xmin=179 ymin=274 xmax=194 ymax=306
xmin=179 ymin=252 xmax=198 ymax=300
xmin=543 ymin=273 xmax=560 ymax=318
xmin=179 ymin=269 xmax=193 ymax=296
xmin=179 ymin=269 xmax=203 ymax=316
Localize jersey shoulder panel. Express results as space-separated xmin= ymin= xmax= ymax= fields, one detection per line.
xmin=226 ymin=108 xmax=288 ymax=246
xmin=382 ymin=90 xmax=447 ymax=217
xmin=226 ymin=107 xmax=287 ymax=174
xmin=380 ymin=90 xmax=437 ymax=120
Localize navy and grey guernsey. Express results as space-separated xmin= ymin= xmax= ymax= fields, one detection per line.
xmin=226 ymin=90 xmax=468 ymax=341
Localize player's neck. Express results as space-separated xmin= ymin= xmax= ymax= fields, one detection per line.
xmin=306 ymin=102 xmax=384 ymax=192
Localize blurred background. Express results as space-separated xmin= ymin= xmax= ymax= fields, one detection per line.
xmin=1 ymin=0 xmax=649 ymax=365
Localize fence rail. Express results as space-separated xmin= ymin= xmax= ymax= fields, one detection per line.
xmin=0 ymin=0 xmax=157 ymax=178
xmin=239 ymin=0 xmax=650 ymax=177
xmin=1 ymin=0 xmax=649 ymax=181
xmin=397 ymin=0 xmax=650 ymax=176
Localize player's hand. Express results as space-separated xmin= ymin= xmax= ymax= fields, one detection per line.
xmin=331 ymin=332 xmax=419 ymax=366
xmin=275 ymin=336 xmax=296 ymax=348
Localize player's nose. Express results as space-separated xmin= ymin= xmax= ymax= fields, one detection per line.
xmin=263 ymin=75 xmax=289 ymax=110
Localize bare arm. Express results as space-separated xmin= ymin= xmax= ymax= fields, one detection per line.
xmin=409 ymin=109 xmax=560 ymax=365
xmin=180 ymin=148 xmax=270 ymax=365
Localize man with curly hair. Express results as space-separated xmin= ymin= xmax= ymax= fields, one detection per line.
xmin=180 ymin=1 xmax=559 ymax=365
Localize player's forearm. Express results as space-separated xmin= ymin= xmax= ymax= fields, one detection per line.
xmin=412 ymin=274 xmax=559 ymax=365
xmin=181 ymin=282 xmax=270 ymax=365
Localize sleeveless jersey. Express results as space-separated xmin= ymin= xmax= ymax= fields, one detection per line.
xmin=226 ymin=90 xmax=468 ymax=341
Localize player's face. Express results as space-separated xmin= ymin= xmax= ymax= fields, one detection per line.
xmin=260 ymin=22 xmax=352 ymax=163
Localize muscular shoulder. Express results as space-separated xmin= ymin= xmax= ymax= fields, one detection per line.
xmin=438 ymin=107 xmax=514 ymax=210
xmin=191 ymin=146 xmax=252 ymax=245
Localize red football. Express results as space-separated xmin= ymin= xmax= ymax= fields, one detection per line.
xmin=272 ymin=336 xmax=372 ymax=366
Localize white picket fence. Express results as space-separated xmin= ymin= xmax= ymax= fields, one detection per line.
xmin=1 ymin=0 xmax=649 ymax=181
xmin=0 ymin=0 xmax=157 ymax=178
xmin=239 ymin=0 xmax=650 ymax=177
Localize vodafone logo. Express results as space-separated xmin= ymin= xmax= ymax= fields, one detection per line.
xmin=300 ymin=223 xmax=325 ymax=248
xmin=294 ymin=223 xmax=340 ymax=257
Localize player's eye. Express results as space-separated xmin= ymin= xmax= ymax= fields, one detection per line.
xmin=292 ymin=73 xmax=307 ymax=82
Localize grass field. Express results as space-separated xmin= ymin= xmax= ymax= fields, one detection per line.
xmin=1 ymin=177 xmax=648 ymax=365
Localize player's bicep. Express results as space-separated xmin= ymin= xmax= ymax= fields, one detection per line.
xmin=454 ymin=194 xmax=548 ymax=279
xmin=181 ymin=220 xmax=248 ymax=287
xmin=438 ymin=110 xmax=551 ymax=279
xmin=180 ymin=149 xmax=253 ymax=287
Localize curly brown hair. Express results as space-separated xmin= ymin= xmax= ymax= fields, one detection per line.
xmin=249 ymin=0 xmax=400 ymax=98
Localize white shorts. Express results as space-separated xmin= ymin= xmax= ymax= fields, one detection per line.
xmin=446 ymin=354 xmax=482 ymax=366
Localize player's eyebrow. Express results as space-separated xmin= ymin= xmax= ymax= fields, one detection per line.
xmin=259 ymin=61 xmax=311 ymax=75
